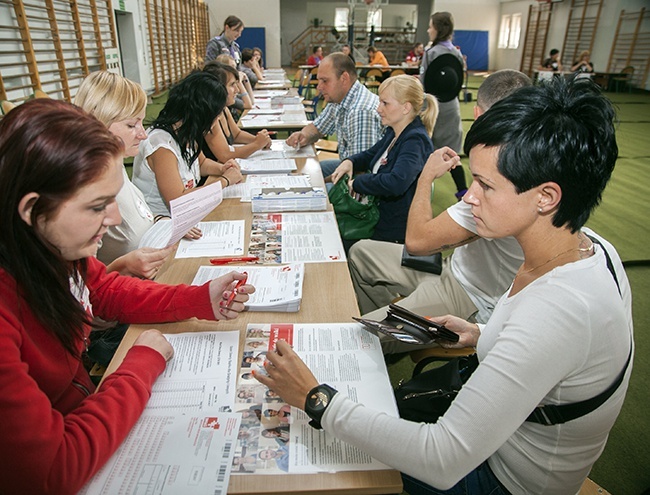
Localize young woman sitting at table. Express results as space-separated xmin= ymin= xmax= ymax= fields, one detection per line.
xmin=256 ymin=78 xmax=632 ymax=495
xmin=202 ymin=61 xmax=272 ymax=162
xmin=74 ymin=71 xmax=200 ymax=279
xmin=330 ymin=74 xmax=438 ymax=245
xmin=132 ymin=71 xmax=242 ymax=216
xmin=0 ymin=98 xmax=254 ymax=494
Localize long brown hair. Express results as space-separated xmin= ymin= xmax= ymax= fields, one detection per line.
xmin=0 ymin=99 xmax=123 ymax=355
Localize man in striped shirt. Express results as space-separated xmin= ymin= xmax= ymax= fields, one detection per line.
xmin=286 ymin=53 xmax=384 ymax=179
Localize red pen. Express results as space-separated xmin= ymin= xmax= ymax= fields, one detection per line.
xmin=226 ymin=272 xmax=248 ymax=307
xmin=210 ymin=256 xmax=259 ymax=265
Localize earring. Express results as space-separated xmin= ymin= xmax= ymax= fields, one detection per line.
xmin=538 ymin=207 xmax=543 ymax=213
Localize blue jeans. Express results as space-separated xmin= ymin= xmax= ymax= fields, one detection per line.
xmin=402 ymin=461 xmax=510 ymax=495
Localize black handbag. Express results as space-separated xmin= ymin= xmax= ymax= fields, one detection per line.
xmin=395 ymin=353 xmax=479 ymax=423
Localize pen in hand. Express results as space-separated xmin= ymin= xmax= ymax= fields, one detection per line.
xmin=226 ymin=272 xmax=248 ymax=308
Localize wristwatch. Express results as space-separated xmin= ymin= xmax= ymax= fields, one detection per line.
xmin=304 ymin=384 xmax=338 ymax=430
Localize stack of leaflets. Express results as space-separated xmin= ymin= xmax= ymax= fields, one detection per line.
xmin=237 ymin=158 xmax=297 ymax=174
xmin=191 ymin=263 xmax=304 ymax=312
xmin=251 ymin=186 xmax=327 ymax=212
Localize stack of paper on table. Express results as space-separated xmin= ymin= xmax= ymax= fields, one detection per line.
xmin=251 ymin=187 xmax=327 ymax=213
xmin=222 ymin=174 xmax=312 ymax=201
xmin=252 ymin=90 xmax=288 ymax=98
xmin=237 ymin=158 xmax=297 ymax=174
xmin=241 ymin=140 xmax=316 ymax=160
xmin=191 ymin=263 xmax=304 ymax=312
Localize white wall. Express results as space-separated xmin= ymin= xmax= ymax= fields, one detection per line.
xmin=206 ymin=0 xmax=282 ymax=68
xmin=432 ymin=0 xmax=501 ymax=71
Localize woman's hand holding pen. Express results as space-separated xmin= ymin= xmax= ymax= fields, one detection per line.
xmin=133 ymin=329 xmax=174 ymax=362
xmin=209 ymin=271 xmax=256 ymax=320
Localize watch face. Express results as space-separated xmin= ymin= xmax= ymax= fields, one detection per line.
xmin=311 ymin=390 xmax=329 ymax=409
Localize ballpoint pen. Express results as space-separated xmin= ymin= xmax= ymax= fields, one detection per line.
xmin=210 ymin=256 xmax=259 ymax=265
xmin=226 ymin=272 xmax=248 ymax=308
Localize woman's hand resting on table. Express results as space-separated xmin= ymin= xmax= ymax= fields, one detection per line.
xmin=209 ymin=271 xmax=256 ymax=320
xmin=254 ymin=340 xmax=319 ymax=409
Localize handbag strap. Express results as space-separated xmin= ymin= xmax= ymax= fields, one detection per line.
xmin=526 ymin=234 xmax=630 ymax=426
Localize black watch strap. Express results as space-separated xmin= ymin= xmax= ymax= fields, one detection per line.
xmin=305 ymin=384 xmax=338 ymax=430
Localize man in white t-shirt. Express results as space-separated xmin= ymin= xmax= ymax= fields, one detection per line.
xmin=348 ymin=70 xmax=532 ymax=352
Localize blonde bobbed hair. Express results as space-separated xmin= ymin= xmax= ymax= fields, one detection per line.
xmin=379 ymin=75 xmax=439 ymax=135
xmin=74 ymin=71 xmax=147 ymax=127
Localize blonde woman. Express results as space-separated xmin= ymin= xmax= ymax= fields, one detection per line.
xmin=75 ymin=71 xmax=193 ymax=278
xmin=331 ymin=75 xmax=438 ymax=244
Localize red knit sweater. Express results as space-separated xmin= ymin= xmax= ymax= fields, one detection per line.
xmin=0 ymin=257 xmax=217 ymax=494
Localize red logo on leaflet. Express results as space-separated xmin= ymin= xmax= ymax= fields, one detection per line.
xmin=268 ymin=214 xmax=283 ymax=230
xmin=269 ymin=324 xmax=294 ymax=349
xmin=202 ymin=417 xmax=220 ymax=429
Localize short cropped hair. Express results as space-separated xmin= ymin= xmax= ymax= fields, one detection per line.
xmin=550 ymin=48 xmax=559 ymax=56
xmin=476 ymin=69 xmax=531 ymax=112
xmin=74 ymin=71 xmax=147 ymax=127
xmin=326 ymin=52 xmax=358 ymax=81
xmin=241 ymin=48 xmax=254 ymax=63
xmin=464 ymin=78 xmax=617 ymax=232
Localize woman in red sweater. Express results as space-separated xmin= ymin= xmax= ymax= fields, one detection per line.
xmin=0 ymin=99 xmax=254 ymax=494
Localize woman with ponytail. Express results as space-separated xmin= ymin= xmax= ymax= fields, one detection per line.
xmin=331 ymin=74 xmax=438 ymax=245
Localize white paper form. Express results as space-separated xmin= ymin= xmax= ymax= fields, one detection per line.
xmin=231 ymin=323 xmax=397 ymax=475
xmin=243 ymin=140 xmax=316 ymax=160
xmin=153 ymin=331 xmax=241 ymax=410
xmin=252 ymin=90 xmax=288 ymax=98
xmin=79 ymin=331 xmax=242 ymax=495
xmin=167 ymin=182 xmax=223 ymax=246
xmin=246 ymin=108 xmax=284 ymax=115
xmin=237 ymin=158 xmax=297 ymax=175
xmin=175 ymin=220 xmax=245 ymax=258
xmin=222 ymin=174 xmax=312 ymax=201
xmin=191 ymin=263 xmax=304 ymax=312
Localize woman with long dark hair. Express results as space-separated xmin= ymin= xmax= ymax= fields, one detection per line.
xmin=0 ymin=98 xmax=253 ymax=494
xmin=202 ymin=62 xmax=272 ymax=162
xmin=132 ymin=71 xmax=242 ymax=216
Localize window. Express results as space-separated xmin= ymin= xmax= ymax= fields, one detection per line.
xmin=508 ymin=14 xmax=521 ymax=49
xmin=498 ymin=13 xmax=522 ymax=49
xmin=367 ymin=9 xmax=382 ymax=31
xmin=498 ymin=15 xmax=511 ymax=49
xmin=335 ymin=8 xmax=349 ymax=31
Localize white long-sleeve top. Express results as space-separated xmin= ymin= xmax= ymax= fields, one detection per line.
xmin=322 ymin=230 xmax=633 ymax=494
